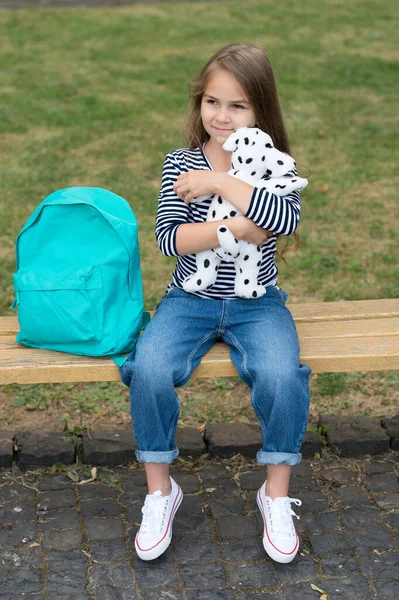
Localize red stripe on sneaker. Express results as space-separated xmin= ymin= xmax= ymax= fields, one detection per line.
xmin=136 ymin=486 xmax=182 ymax=553
xmin=257 ymin=489 xmax=299 ymax=556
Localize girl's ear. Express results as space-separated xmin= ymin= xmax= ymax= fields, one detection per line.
xmin=223 ymin=131 xmax=238 ymax=152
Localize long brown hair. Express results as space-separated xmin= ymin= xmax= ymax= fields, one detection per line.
xmin=185 ymin=44 xmax=300 ymax=256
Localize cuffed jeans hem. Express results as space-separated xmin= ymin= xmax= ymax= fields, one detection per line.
xmin=256 ymin=450 xmax=302 ymax=466
xmin=135 ymin=448 xmax=179 ymax=464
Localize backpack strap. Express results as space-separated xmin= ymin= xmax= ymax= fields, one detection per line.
xmin=110 ymin=311 xmax=151 ymax=367
xmin=111 ymin=354 xmax=129 ymax=367
xmin=141 ymin=310 xmax=151 ymax=329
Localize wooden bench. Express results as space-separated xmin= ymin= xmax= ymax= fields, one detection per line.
xmin=0 ymin=298 xmax=398 ymax=385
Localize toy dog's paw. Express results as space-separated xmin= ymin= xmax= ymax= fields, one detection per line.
xmin=257 ymin=175 xmax=308 ymax=196
xmin=236 ymin=283 xmax=266 ymax=299
xmin=183 ymin=276 xmax=205 ymax=292
xmin=183 ymin=269 xmax=217 ymax=292
xmin=217 ymin=226 xmax=240 ymax=258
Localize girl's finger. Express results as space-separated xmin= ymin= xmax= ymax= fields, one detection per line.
xmin=176 ymin=184 xmax=191 ymax=197
xmin=174 ymin=176 xmax=187 ymax=191
xmin=173 ymin=184 xmax=184 ymax=196
xmin=174 ymin=179 xmax=187 ymax=190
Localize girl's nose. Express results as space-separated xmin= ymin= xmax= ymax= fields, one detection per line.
xmin=216 ymin=107 xmax=231 ymax=122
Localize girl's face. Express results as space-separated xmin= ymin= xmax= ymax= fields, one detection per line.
xmin=201 ymin=68 xmax=256 ymax=146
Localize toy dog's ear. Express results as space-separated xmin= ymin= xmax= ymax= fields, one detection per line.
xmin=223 ymin=131 xmax=239 ymax=152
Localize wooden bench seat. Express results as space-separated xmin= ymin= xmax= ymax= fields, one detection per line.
xmin=0 ymin=298 xmax=398 ymax=385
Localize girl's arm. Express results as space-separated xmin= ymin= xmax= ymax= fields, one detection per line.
xmin=175 ymin=169 xmax=302 ymax=236
xmin=156 ymin=153 xmax=270 ymax=257
xmin=175 ymin=216 xmax=269 ymax=256
xmin=214 ymin=172 xmax=302 ymax=236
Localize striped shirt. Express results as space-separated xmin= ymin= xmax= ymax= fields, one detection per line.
xmin=155 ymin=145 xmax=302 ymax=299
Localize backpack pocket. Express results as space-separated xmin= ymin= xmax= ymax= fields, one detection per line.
xmin=13 ymin=266 xmax=103 ymax=345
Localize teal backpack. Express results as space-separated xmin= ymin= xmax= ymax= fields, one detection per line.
xmin=11 ymin=187 xmax=150 ymax=366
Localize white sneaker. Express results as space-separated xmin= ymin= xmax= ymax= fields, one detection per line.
xmin=135 ymin=476 xmax=183 ymax=561
xmin=256 ymin=480 xmax=302 ymax=563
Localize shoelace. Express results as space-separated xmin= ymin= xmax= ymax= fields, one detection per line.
xmin=269 ymin=497 xmax=302 ymax=536
xmin=141 ymin=491 xmax=169 ymax=534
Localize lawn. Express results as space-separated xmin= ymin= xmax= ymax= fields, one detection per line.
xmin=0 ymin=0 xmax=398 ymax=433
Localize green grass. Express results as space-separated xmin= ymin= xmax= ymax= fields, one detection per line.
xmin=0 ymin=0 xmax=398 ymax=429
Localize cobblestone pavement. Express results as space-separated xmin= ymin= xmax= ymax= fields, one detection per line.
xmin=0 ymin=452 xmax=398 ymax=599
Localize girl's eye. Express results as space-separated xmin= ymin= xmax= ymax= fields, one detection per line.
xmin=205 ymin=99 xmax=245 ymax=109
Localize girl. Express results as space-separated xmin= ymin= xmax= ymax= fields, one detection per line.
xmin=120 ymin=43 xmax=311 ymax=565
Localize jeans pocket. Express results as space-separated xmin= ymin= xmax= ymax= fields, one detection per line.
xmin=155 ymin=287 xmax=174 ymax=310
xmin=155 ymin=294 xmax=167 ymax=311
xmin=164 ymin=286 xmax=187 ymax=300
xmin=275 ymin=286 xmax=289 ymax=304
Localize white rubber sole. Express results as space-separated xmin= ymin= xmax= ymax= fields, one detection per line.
xmin=256 ymin=490 xmax=299 ymax=564
xmin=135 ymin=487 xmax=183 ymax=561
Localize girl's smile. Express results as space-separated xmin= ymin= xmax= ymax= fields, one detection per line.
xmin=212 ymin=126 xmax=234 ymax=132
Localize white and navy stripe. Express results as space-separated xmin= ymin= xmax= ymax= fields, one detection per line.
xmin=155 ymin=146 xmax=302 ymax=299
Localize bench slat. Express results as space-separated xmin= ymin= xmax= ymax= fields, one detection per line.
xmin=0 ymin=333 xmax=398 ymax=384
xmin=1 ymin=299 xmax=398 ymax=384
xmin=289 ymin=298 xmax=399 ymax=321
xmin=296 ymin=318 xmax=399 ymax=339
xmin=1 ymin=317 xmax=398 ymax=350
xmin=1 ymin=298 xmax=398 ymax=336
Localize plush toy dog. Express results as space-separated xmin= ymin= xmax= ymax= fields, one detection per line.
xmin=183 ymin=127 xmax=308 ymax=298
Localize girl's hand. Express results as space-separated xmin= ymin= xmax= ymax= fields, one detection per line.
xmin=173 ymin=171 xmax=221 ymax=203
xmin=229 ymin=216 xmax=273 ymax=246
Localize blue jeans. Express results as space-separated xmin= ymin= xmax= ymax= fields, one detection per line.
xmin=120 ymin=286 xmax=311 ymax=466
